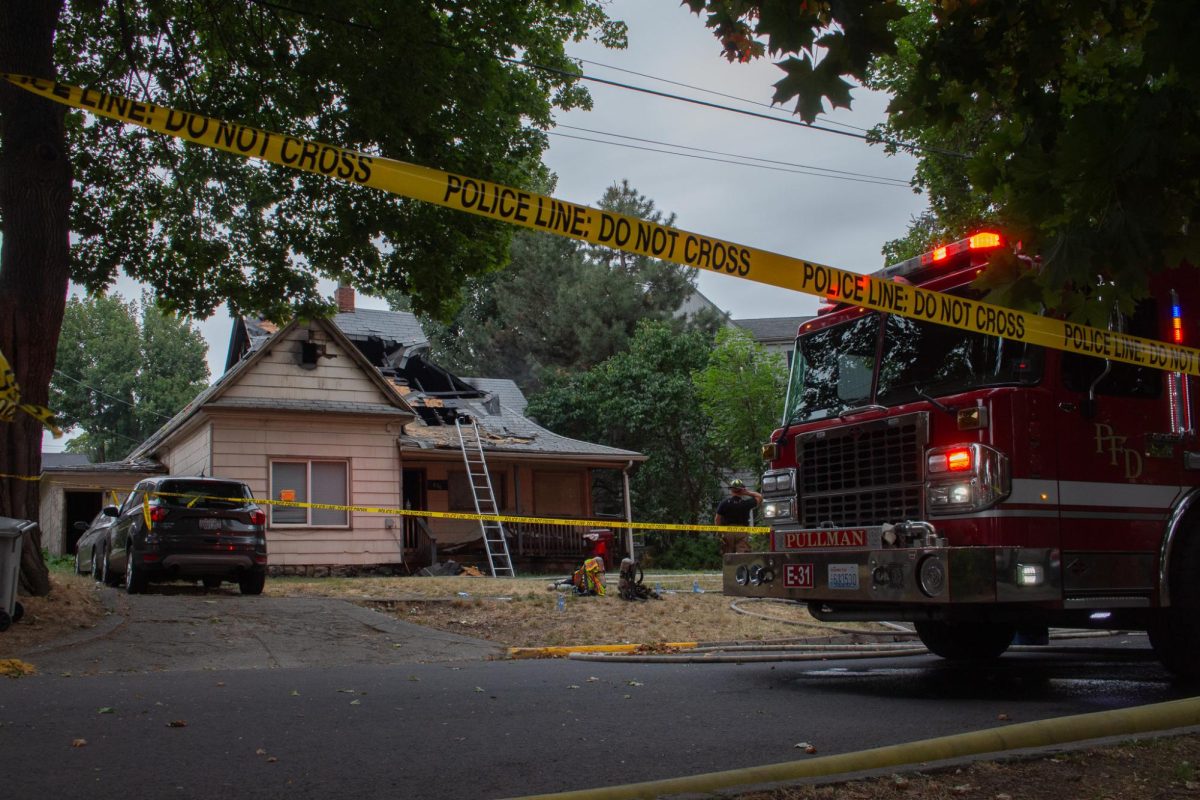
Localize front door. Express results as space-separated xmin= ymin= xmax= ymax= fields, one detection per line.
xmin=402 ymin=469 xmax=430 ymax=563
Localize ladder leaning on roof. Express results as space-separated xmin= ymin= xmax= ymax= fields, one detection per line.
xmin=454 ymin=416 xmax=515 ymax=577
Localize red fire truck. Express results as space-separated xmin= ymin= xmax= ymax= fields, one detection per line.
xmin=725 ymin=232 xmax=1200 ymax=678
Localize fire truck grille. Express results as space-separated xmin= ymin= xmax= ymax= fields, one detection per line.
xmin=797 ymin=413 xmax=927 ymax=528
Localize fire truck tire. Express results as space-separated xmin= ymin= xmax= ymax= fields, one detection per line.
xmin=914 ymin=620 xmax=1015 ymax=661
xmin=1148 ymin=522 xmax=1200 ymax=681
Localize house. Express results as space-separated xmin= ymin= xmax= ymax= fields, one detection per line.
xmin=42 ymin=288 xmax=645 ymax=575
xmin=732 ymin=316 xmax=812 ymax=367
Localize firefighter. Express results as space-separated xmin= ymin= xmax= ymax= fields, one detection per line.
xmin=714 ymin=479 xmax=762 ymax=555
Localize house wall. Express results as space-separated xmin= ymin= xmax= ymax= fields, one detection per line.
xmin=210 ymin=415 xmax=404 ymax=567
xmin=163 ymin=422 xmax=212 ymax=477
xmin=222 ymin=325 xmax=384 ymax=404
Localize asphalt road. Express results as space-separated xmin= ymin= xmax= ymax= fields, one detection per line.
xmin=0 ymin=591 xmax=1195 ymax=799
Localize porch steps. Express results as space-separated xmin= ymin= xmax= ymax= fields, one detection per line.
xmin=454 ymin=416 xmax=515 ymax=578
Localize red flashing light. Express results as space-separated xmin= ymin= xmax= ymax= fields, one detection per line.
xmin=946 ymin=449 xmax=973 ymax=471
xmin=931 ymin=246 xmax=948 ymax=262
xmin=968 ymin=232 xmax=1003 ymax=250
xmin=249 ymin=509 xmax=266 ymax=526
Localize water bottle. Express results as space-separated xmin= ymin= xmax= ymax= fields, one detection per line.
xmin=692 ymin=579 xmax=704 ymax=594
xmin=457 ymin=591 xmax=470 ymax=598
xmin=556 ymin=593 xmax=566 ymax=612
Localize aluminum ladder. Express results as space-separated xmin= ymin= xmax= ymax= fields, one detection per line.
xmin=454 ymin=416 xmax=515 ymax=577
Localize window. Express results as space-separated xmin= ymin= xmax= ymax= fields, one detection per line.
xmin=534 ymin=471 xmax=583 ymax=516
xmin=1061 ymin=299 xmax=1161 ymax=398
xmin=270 ymin=460 xmax=349 ymax=527
xmin=448 ymin=471 xmax=507 ymax=512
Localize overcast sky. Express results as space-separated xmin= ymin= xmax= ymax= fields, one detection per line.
xmin=44 ymin=0 xmax=928 ymax=453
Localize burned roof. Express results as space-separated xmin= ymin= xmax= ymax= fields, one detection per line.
xmin=333 ymin=308 xmax=427 ymax=348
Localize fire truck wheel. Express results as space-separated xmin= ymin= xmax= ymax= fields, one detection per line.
xmin=913 ymin=620 xmax=1015 ymax=661
xmin=1148 ymin=522 xmax=1200 ymax=681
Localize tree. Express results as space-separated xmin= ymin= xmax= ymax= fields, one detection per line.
xmin=0 ymin=0 xmax=625 ymax=593
xmin=51 ymin=292 xmax=209 ymax=462
xmin=417 ymin=181 xmax=716 ymax=391
xmin=527 ymin=320 xmax=722 ymax=564
xmin=693 ymin=327 xmax=787 ymax=478
xmin=687 ymin=1 xmax=1200 ymax=323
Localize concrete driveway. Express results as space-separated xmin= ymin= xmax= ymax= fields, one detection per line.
xmin=16 ymin=586 xmax=501 ymax=674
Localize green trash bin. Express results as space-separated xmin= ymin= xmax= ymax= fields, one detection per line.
xmin=0 ymin=517 xmax=32 ymax=632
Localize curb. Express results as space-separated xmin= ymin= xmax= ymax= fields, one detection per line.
xmin=500 ymin=696 xmax=1200 ymax=799
xmin=509 ymin=642 xmax=700 ymax=659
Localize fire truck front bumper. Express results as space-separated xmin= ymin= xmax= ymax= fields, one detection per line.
xmin=723 ymin=546 xmax=1062 ymax=605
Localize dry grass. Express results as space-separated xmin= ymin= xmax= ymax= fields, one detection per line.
xmin=265 ymin=573 xmax=888 ymax=648
xmin=735 ymin=733 xmax=1200 ymax=800
xmin=0 ymin=573 xmax=110 ymax=658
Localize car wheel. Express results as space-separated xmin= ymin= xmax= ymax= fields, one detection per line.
xmin=238 ymin=572 xmax=266 ymax=596
xmin=125 ymin=552 xmax=148 ymax=594
xmin=102 ymin=548 xmax=120 ymax=587
xmin=0 ymin=610 xmax=10 ymax=632
xmin=202 ymin=577 xmax=222 ymax=589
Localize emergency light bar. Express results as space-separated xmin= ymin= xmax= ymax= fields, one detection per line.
xmin=874 ymin=231 xmax=1006 ymax=283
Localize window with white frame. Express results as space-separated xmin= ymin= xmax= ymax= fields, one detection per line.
xmin=270 ymin=460 xmax=349 ymax=527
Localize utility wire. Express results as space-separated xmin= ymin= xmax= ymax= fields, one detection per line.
xmin=498 ymin=54 xmax=969 ymax=160
xmin=575 ymin=57 xmax=874 ymax=135
xmin=246 ymin=0 xmax=966 ymax=160
xmin=52 ymin=368 xmax=175 ymax=422
xmin=555 ymin=123 xmax=912 ymax=186
xmin=549 ymin=131 xmax=912 ymax=188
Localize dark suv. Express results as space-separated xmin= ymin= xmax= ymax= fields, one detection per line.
xmin=103 ymin=476 xmax=268 ymax=595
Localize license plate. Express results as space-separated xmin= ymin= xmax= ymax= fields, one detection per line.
xmin=198 ymin=518 xmax=221 ymax=530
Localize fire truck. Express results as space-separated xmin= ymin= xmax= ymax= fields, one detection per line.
xmin=725 ymin=232 xmax=1200 ymax=678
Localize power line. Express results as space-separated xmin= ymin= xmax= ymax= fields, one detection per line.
xmin=499 ymin=55 xmax=969 ymax=160
xmin=548 ymin=131 xmax=912 ymax=188
xmin=52 ymin=369 xmax=175 ymax=422
xmin=555 ymin=123 xmax=912 ymax=186
xmin=576 ymin=57 xmax=874 ymax=135
xmin=245 ymin=0 xmax=967 ymax=160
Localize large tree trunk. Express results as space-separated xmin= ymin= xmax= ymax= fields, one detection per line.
xmin=0 ymin=0 xmax=71 ymax=596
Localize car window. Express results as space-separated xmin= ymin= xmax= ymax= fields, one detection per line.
xmin=121 ymin=485 xmax=147 ymax=515
xmin=156 ymin=480 xmax=252 ymax=509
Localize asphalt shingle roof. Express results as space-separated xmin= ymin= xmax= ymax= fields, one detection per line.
xmin=461 ymin=377 xmax=528 ymax=415
xmin=733 ymin=316 xmax=811 ymax=343
xmin=333 ymin=308 xmax=427 ymax=347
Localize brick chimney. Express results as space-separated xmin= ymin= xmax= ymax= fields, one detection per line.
xmin=335 ymin=283 xmax=355 ymax=313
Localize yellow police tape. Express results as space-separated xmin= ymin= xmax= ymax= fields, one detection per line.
xmin=0 ymin=472 xmax=41 ymax=482
xmin=0 ymin=346 xmax=61 ymax=437
xmin=5 ymin=74 xmax=1199 ymax=378
xmin=144 ymin=491 xmax=767 ymax=535
xmin=41 ymin=482 xmax=765 ymax=534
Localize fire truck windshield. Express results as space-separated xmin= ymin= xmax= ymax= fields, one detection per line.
xmin=788 ymin=305 xmax=1043 ymax=423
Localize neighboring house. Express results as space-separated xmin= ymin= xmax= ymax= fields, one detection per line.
xmin=732 ymin=316 xmax=812 ymax=368
xmin=675 ymin=287 xmax=734 ymax=329
xmin=39 ymin=286 xmax=646 ymax=574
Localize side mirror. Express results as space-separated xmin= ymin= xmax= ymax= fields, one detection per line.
xmin=102 ymin=505 xmax=119 ymax=517
xmin=73 ymin=520 xmax=89 ymax=532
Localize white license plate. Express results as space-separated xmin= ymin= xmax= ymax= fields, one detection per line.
xmin=198 ymin=518 xmax=221 ymax=530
